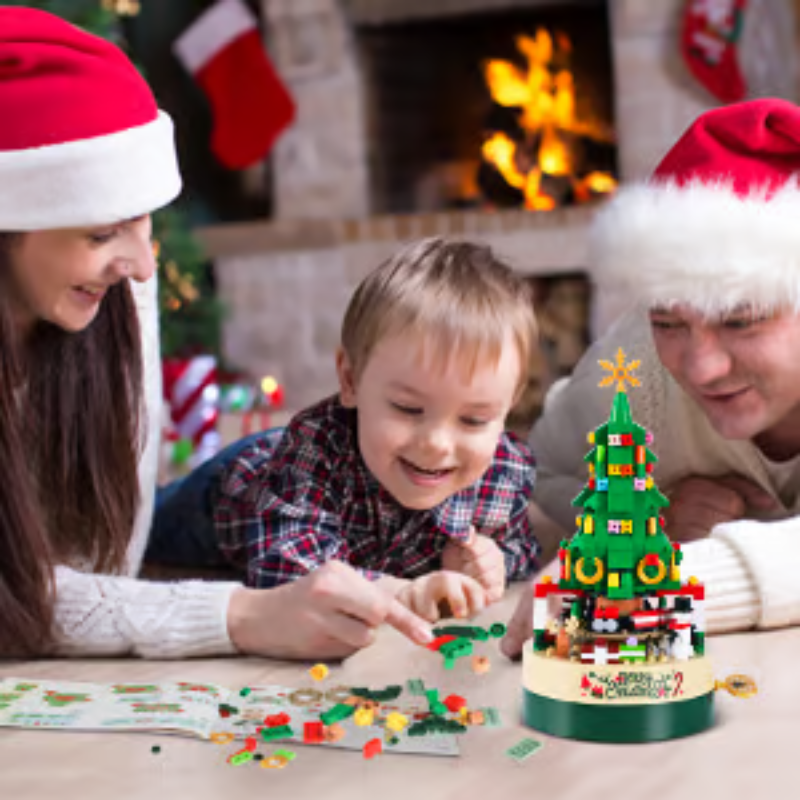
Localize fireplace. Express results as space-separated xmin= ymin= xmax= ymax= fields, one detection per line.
xmin=356 ymin=3 xmax=617 ymax=214
xmin=201 ymin=0 xmax=798 ymax=419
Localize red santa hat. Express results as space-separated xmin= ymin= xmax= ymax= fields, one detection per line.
xmin=590 ymin=98 xmax=800 ymax=315
xmin=0 ymin=7 xmax=181 ymax=231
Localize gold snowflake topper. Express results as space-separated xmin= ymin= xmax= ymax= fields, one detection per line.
xmin=598 ymin=348 xmax=641 ymax=392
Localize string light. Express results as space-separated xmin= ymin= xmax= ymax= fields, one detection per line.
xmin=164 ymin=260 xmax=200 ymax=304
xmin=261 ymin=376 xmax=279 ymax=396
xmin=101 ymin=0 xmax=141 ymax=16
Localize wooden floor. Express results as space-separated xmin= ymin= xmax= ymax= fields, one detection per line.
xmin=0 ymin=584 xmax=793 ymax=800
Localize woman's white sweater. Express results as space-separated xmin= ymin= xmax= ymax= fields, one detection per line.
xmin=52 ymin=278 xmax=240 ymax=658
xmin=530 ymin=309 xmax=800 ymax=634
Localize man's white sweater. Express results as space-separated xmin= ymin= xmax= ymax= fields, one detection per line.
xmin=52 ymin=278 xmax=239 ymax=658
xmin=531 ymin=309 xmax=800 ymax=633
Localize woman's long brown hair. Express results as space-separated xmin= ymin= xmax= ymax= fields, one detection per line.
xmin=0 ymin=233 xmax=143 ymax=656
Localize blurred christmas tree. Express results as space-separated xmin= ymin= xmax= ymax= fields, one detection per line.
xmin=152 ymin=208 xmax=223 ymax=358
xmin=13 ymin=0 xmax=224 ymax=359
xmin=10 ymin=0 xmax=125 ymax=39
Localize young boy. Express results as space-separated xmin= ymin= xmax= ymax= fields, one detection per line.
xmin=213 ymin=237 xmax=541 ymax=622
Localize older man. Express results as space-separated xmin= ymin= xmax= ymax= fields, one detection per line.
xmin=503 ymin=97 xmax=800 ymax=657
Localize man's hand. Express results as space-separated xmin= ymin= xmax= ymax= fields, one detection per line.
xmin=664 ymin=474 xmax=777 ymax=542
xmin=499 ymin=557 xmax=559 ymax=660
xmin=499 ymin=583 xmax=533 ymax=660
xmin=396 ymin=571 xmax=487 ymax=623
xmin=441 ymin=528 xmax=506 ymax=602
xmin=227 ymin=561 xmax=433 ymax=660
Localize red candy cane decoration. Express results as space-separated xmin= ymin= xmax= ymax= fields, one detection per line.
xmin=162 ymin=355 xmax=221 ymax=465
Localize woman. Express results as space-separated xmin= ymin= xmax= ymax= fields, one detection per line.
xmin=0 ymin=7 xmax=431 ymax=660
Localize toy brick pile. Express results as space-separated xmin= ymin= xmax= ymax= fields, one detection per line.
xmin=218 ymin=625 xmax=506 ymax=768
xmin=217 ymin=684 xmax=498 ymax=767
xmin=426 ymin=622 xmax=506 ymax=670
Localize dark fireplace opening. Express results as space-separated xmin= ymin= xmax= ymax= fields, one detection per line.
xmin=356 ymin=1 xmax=616 ymax=215
xmin=509 ymin=270 xmax=592 ymax=435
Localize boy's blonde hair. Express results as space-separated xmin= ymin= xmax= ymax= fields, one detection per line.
xmin=341 ymin=237 xmax=537 ymax=394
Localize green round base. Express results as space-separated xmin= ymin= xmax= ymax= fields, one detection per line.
xmin=523 ymin=688 xmax=715 ymax=743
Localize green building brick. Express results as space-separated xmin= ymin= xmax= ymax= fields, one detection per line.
xmin=320 ymin=703 xmax=355 ymax=726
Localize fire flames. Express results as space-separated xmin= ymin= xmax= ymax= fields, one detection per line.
xmin=481 ymin=29 xmax=616 ymax=210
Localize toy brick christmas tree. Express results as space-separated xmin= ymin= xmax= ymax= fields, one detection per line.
xmin=521 ymin=349 xmax=716 ymax=743
xmin=558 ymin=349 xmax=686 ymax=617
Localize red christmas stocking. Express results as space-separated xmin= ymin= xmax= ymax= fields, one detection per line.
xmin=681 ymin=0 xmax=748 ymax=103
xmin=174 ymin=0 xmax=295 ymax=170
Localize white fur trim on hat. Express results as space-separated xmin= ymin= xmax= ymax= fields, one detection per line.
xmin=0 ymin=111 xmax=181 ymax=231
xmin=590 ymin=180 xmax=800 ymax=315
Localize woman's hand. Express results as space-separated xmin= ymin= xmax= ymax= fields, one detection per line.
xmin=396 ymin=571 xmax=487 ymax=623
xmin=441 ymin=528 xmax=506 ymax=603
xmin=227 ymin=561 xmax=433 ymax=660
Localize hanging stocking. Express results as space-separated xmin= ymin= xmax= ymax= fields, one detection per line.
xmin=173 ymin=0 xmax=295 ymax=169
xmin=681 ymin=0 xmax=748 ymax=103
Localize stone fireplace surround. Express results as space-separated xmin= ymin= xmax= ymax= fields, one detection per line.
xmin=198 ymin=0 xmax=796 ymax=411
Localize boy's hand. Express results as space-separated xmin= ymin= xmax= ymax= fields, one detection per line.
xmin=396 ymin=571 xmax=487 ymax=623
xmin=442 ymin=528 xmax=506 ymax=603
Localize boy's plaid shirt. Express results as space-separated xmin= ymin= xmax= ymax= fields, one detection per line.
xmin=213 ymin=395 xmax=540 ymax=588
